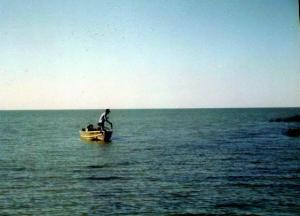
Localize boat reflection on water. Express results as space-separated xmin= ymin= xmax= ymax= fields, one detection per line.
xmin=79 ymin=137 xmax=111 ymax=145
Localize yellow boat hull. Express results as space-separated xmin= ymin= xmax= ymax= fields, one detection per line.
xmin=79 ymin=130 xmax=112 ymax=142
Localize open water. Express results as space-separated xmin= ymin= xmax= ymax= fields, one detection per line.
xmin=0 ymin=108 xmax=300 ymax=215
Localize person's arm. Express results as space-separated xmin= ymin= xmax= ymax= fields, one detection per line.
xmin=105 ymin=115 xmax=113 ymax=128
xmin=106 ymin=119 xmax=113 ymax=128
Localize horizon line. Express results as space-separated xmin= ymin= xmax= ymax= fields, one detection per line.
xmin=0 ymin=106 xmax=300 ymax=111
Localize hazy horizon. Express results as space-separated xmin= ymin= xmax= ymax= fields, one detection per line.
xmin=1 ymin=106 xmax=300 ymax=111
xmin=1 ymin=0 xmax=299 ymax=110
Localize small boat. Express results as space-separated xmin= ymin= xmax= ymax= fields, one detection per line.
xmin=79 ymin=130 xmax=113 ymax=142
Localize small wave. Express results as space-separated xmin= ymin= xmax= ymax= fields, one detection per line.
xmin=147 ymin=177 xmax=160 ymax=182
xmin=225 ymin=182 xmax=267 ymax=188
xmin=166 ymin=213 xmax=259 ymax=216
xmin=85 ymin=176 xmax=129 ymax=181
xmin=115 ymin=161 xmax=131 ymax=166
xmin=167 ymin=214 xmax=216 ymax=216
xmin=85 ymin=161 xmax=132 ymax=169
xmin=278 ymin=176 xmax=300 ymax=181
xmin=290 ymin=168 xmax=300 ymax=174
xmin=73 ymin=162 xmax=132 ymax=173
xmin=86 ymin=164 xmax=111 ymax=169
xmin=220 ymin=156 xmax=243 ymax=161
xmin=169 ymin=192 xmax=193 ymax=199
xmin=3 ymin=167 xmax=27 ymax=172
xmin=226 ymin=182 xmax=300 ymax=190
xmin=251 ymin=160 xmax=264 ymax=164
xmin=216 ymin=201 xmax=263 ymax=209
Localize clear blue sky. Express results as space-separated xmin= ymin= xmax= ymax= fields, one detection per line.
xmin=0 ymin=0 xmax=299 ymax=109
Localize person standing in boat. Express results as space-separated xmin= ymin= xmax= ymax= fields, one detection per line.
xmin=98 ymin=109 xmax=113 ymax=131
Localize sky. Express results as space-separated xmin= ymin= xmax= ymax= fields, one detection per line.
xmin=0 ymin=0 xmax=299 ymax=109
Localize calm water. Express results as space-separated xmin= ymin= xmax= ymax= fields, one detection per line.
xmin=0 ymin=108 xmax=300 ymax=215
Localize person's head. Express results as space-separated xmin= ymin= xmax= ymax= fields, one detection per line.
xmin=105 ymin=109 xmax=111 ymax=114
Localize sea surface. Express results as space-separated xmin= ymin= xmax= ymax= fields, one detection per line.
xmin=0 ymin=108 xmax=299 ymax=215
